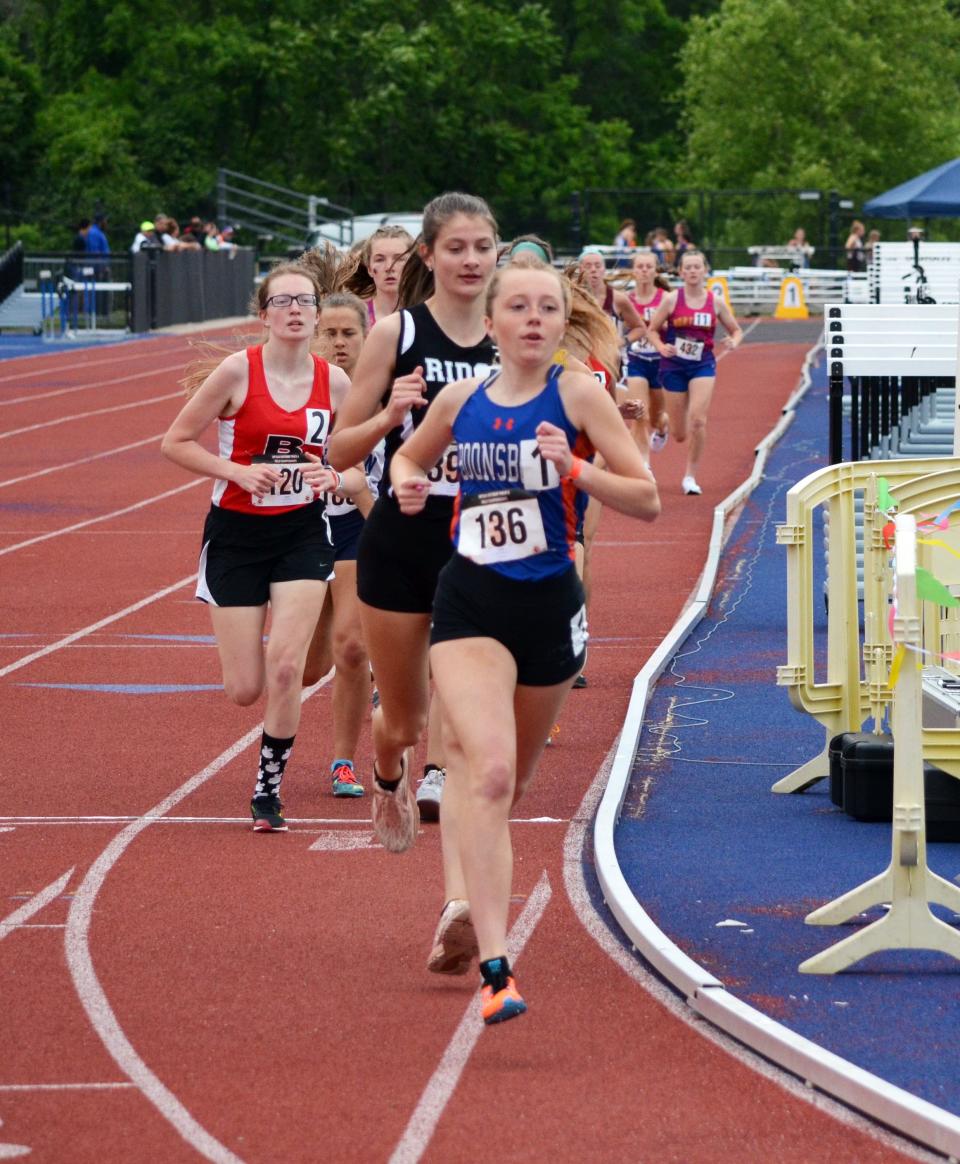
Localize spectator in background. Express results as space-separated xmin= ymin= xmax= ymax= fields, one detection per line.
xmin=86 ymin=216 xmax=110 ymax=257
xmin=131 ymin=221 xmax=160 ymax=253
xmin=845 ymin=220 xmax=866 ymax=272
xmin=86 ymin=214 xmax=112 ymax=315
xmin=674 ymin=219 xmax=694 ymax=262
xmin=203 ymin=221 xmax=222 ymax=251
xmin=182 ymin=217 xmax=206 ymax=247
xmin=785 ymin=227 xmax=810 ymax=268
xmin=865 ymin=228 xmax=880 ymax=266
xmin=613 ymin=218 xmax=637 ymax=268
xmin=650 ymin=227 xmax=675 ymax=271
xmin=72 ymin=218 xmax=91 ymax=254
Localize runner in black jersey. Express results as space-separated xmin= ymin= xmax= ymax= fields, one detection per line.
xmin=328 ymin=192 xmax=498 ymax=863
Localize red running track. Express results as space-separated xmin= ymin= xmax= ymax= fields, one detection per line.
xmin=0 ymin=325 xmax=922 ymax=1162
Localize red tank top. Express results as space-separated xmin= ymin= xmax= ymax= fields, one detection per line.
xmin=213 ymin=345 xmax=332 ymax=515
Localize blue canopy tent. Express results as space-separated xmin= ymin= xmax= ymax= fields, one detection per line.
xmin=863 ymin=158 xmax=960 ymax=218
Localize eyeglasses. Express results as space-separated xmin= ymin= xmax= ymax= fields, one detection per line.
xmin=265 ymin=293 xmax=318 ymax=308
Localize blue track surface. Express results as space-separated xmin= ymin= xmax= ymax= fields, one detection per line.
xmin=615 ymin=350 xmax=960 ymax=1117
xmin=0 ymin=333 xmax=139 ymax=360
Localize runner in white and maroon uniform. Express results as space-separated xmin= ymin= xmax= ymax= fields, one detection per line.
xmin=162 ymin=262 xmax=348 ymax=832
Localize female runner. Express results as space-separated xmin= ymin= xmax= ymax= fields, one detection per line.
xmin=390 ymin=257 xmax=659 ymax=1023
xmin=339 ymin=225 xmax=413 ymax=326
xmin=645 ymin=249 xmax=743 ymax=496
xmin=162 ymin=263 xmax=346 ymax=831
xmin=302 ymin=291 xmax=380 ymax=798
xmin=625 ymin=250 xmax=671 ymax=467
xmin=327 ymin=191 xmax=498 ymax=849
xmin=576 ymin=246 xmax=643 ymax=336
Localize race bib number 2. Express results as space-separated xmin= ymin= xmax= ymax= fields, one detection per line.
xmin=458 ymin=491 xmax=547 ymax=565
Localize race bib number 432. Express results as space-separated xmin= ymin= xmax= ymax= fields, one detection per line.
xmin=458 ymin=490 xmax=547 ymax=565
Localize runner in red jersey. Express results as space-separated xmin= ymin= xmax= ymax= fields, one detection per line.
xmin=162 ymin=263 xmax=348 ymax=832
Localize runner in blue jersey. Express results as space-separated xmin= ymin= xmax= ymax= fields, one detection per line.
xmin=390 ymin=256 xmax=660 ymax=1025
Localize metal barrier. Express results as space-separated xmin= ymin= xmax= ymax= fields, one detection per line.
xmin=131 ymin=247 xmax=255 ymax=331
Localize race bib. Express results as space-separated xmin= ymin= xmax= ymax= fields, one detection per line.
xmin=630 ymin=338 xmax=658 ymax=357
xmin=519 ymin=438 xmax=560 ymax=492
xmin=458 ymin=490 xmax=547 ymax=565
xmin=251 ymin=454 xmax=313 ymax=508
xmin=675 ymin=337 xmax=704 ymax=362
xmin=426 ymin=442 xmax=460 ymax=497
xmin=325 ymin=490 xmax=356 ymax=517
xmin=305 ymin=407 xmax=331 ymax=451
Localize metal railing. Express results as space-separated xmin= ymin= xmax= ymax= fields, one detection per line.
xmin=216 ymin=168 xmax=353 ymax=251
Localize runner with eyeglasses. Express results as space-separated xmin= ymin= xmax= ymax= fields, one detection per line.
xmin=162 ymin=262 xmax=350 ymax=831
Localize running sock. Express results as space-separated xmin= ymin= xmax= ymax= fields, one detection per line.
xmin=330 ymin=758 xmax=354 ymax=773
xmin=480 ymin=956 xmax=512 ymax=994
xmin=424 ymin=762 xmax=441 ymax=777
xmin=374 ymin=774 xmax=401 ymax=792
xmin=253 ymin=731 xmax=295 ymax=800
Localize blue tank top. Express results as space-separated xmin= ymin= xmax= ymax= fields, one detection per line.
xmin=451 ymin=366 xmax=586 ymax=581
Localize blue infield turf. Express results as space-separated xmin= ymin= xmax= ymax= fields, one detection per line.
xmin=613 ymin=350 xmax=960 ymax=1117
xmin=0 ymin=332 xmax=139 ymax=360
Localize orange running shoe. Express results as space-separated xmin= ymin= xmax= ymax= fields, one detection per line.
xmin=480 ymin=977 xmax=527 ymax=1025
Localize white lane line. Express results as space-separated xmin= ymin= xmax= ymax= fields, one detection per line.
xmin=0 ymin=1082 xmax=135 ymax=1091
xmin=0 ymin=574 xmax=196 ymax=679
xmin=388 ymin=870 xmax=552 ymax=1164
xmin=0 ymin=869 xmax=73 ymax=943
xmin=0 ymin=479 xmax=202 ymax=558
xmin=0 ymin=343 xmax=186 ymax=387
xmin=0 ymin=434 xmax=163 ymax=490
xmin=63 ymin=680 xmax=328 ymax=1164
xmin=0 ymin=362 xmax=187 ymax=407
xmin=0 ymin=388 xmax=183 ymax=442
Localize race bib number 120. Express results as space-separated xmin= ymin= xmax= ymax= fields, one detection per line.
xmin=251 ymin=454 xmax=312 ymax=508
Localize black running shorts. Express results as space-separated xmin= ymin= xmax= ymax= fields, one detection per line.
xmin=430 ymin=553 xmax=587 ymax=687
xmin=357 ymin=493 xmax=455 ymax=614
xmin=196 ymin=504 xmax=335 ymax=607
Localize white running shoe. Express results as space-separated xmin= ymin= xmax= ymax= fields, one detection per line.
xmin=650 ymin=428 xmax=669 ymax=452
xmin=682 ymin=475 xmax=702 ymax=496
xmin=416 ymin=766 xmax=445 ymax=822
xmin=426 ymin=899 xmax=478 ymax=975
xmin=371 ymin=750 xmax=417 ymax=852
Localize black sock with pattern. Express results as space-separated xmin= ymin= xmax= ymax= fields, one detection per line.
xmin=252 ymin=731 xmax=295 ymax=801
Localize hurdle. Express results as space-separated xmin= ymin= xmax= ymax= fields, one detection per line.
xmin=800 ymin=512 xmax=960 ymax=974
xmin=773 ymin=456 xmax=960 ymax=794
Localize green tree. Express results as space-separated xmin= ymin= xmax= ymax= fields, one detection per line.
xmin=679 ymin=0 xmax=960 ymax=245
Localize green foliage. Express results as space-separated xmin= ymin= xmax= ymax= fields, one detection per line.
xmin=679 ymin=0 xmax=960 ymax=245
xmin=7 ymin=0 xmax=960 ymax=253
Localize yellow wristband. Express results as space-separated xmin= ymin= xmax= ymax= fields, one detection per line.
xmin=563 ymin=456 xmax=584 ymax=483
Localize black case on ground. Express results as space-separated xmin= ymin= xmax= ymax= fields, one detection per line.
xmin=839 ymin=736 xmax=960 ymax=841
xmin=829 ymin=732 xmax=892 ymax=806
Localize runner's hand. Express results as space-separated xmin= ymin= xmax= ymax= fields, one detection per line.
xmin=395 ymin=474 xmax=431 ymax=515
xmin=535 ymin=421 xmax=574 ymax=476
xmin=384 ymin=365 xmax=427 ymax=427
xmin=232 ymin=462 xmax=281 ymax=497
xmin=302 ymin=451 xmax=341 ymax=495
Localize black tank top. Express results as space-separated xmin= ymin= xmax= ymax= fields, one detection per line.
xmin=380 ymin=302 xmax=496 ymax=508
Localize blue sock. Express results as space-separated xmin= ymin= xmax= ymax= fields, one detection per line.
xmin=330 ymin=758 xmax=353 ymax=772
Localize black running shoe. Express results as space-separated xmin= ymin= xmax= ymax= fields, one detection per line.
xmin=250 ymin=795 xmax=288 ymax=832
xmin=573 ymin=673 xmax=587 ymax=688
